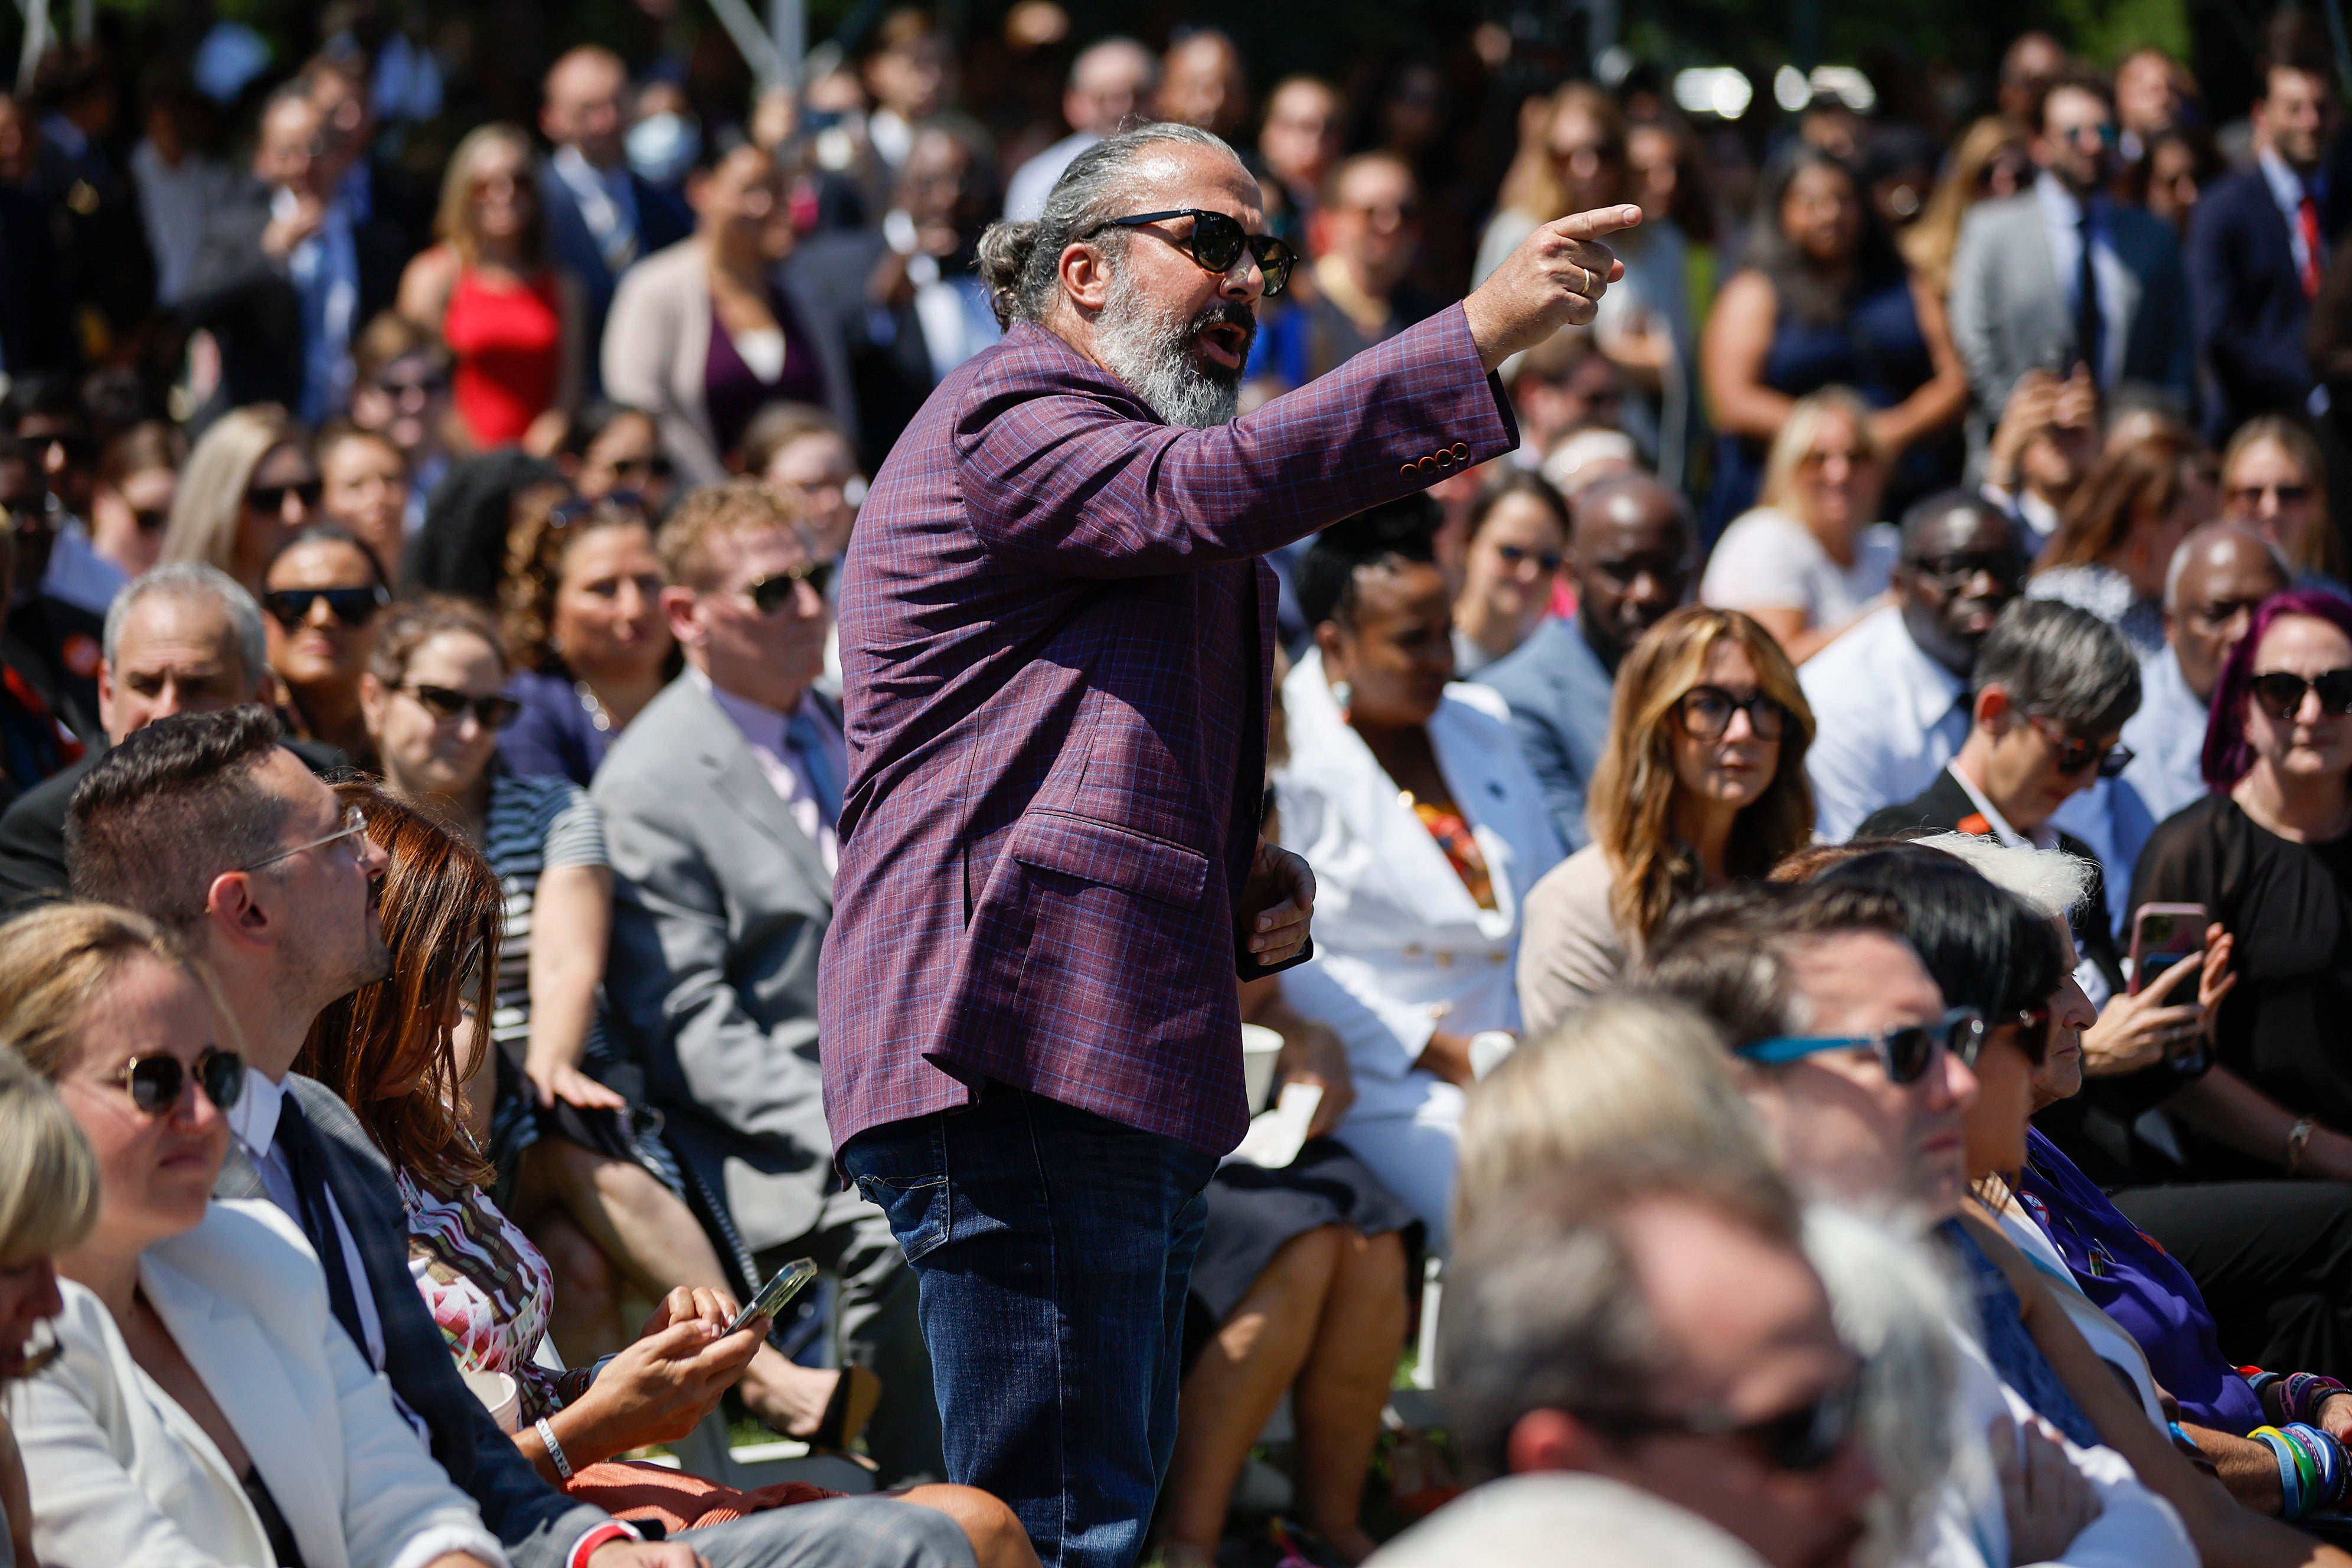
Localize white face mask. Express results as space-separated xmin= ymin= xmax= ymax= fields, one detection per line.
xmin=626 ymin=112 xmax=701 ymax=186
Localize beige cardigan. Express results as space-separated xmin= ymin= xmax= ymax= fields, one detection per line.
xmin=599 ymin=237 xmax=856 ymax=489
xmin=1515 ymin=843 xmax=1631 ymax=1041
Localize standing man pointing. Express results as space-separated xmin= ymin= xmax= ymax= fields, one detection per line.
xmin=821 ymin=120 xmax=1634 ymax=1568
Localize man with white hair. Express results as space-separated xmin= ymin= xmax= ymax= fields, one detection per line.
xmin=1003 ymin=38 xmax=1159 ymax=221
xmin=822 ymin=120 xmax=1637 ymax=1567
xmin=2122 ymin=522 xmax=2292 ymax=824
xmin=0 ymin=562 xmax=328 ymax=906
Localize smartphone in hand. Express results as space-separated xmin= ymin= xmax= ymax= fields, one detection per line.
xmin=725 ymin=1257 xmax=819 ymax=1337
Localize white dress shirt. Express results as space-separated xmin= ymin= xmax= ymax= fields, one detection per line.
xmin=1952 ymin=763 xmax=2115 ymax=1006
xmin=1800 ymin=605 xmax=1972 ymax=842
xmin=550 ymin=143 xmax=641 ymax=273
xmin=225 ymin=1068 xmax=424 ymax=1440
xmin=2033 ymin=171 xmax=2128 ymax=390
xmin=693 ymin=666 xmax=847 ymax=874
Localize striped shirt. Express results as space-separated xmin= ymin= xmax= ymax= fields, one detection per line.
xmin=483 ymin=767 xmax=609 ymax=1067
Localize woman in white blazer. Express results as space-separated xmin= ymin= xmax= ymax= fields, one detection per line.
xmin=1273 ymin=502 xmax=1565 ymax=1252
xmin=2 ymin=902 xmax=506 ymax=1568
xmin=600 ymin=144 xmax=852 ymax=489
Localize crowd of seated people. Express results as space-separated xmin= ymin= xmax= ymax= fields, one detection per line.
xmin=18 ymin=8 xmax=2352 ymax=1567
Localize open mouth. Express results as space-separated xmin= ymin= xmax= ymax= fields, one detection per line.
xmin=1195 ymin=321 xmax=1249 ymax=371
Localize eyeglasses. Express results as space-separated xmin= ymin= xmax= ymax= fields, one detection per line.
xmin=375 ymin=372 xmax=449 ymax=402
xmin=246 ymin=479 xmax=324 ymax=513
xmin=241 ymin=804 xmax=371 ymax=871
xmin=2007 ymin=1005 xmax=2055 ymax=1066
xmin=132 ymin=507 xmax=170 ymax=533
xmin=1497 ymin=543 xmax=1564 ymax=572
xmin=399 ymin=683 xmax=523 ymax=729
xmin=106 ymin=1047 xmax=246 ymax=1116
xmin=1739 ymin=1006 xmax=1988 ymax=1084
xmin=746 ymin=560 xmax=831 ymax=614
xmin=1907 ymin=548 xmax=2027 ymax=587
xmin=2250 ymin=667 xmax=2352 ymax=722
xmin=2227 ymin=482 xmax=2313 ymax=509
xmin=2025 ymin=714 xmax=2134 ymax=778
xmin=1582 ymin=1376 xmax=1862 ymax=1473
xmin=1077 ymin=209 xmax=1298 ymax=297
xmin=1673 ymin=685 xmax=1788 ymax=741
xmin=263 ymin=584 xmax=389 ymax=630
xmin=610 ymin=453 xmax=674 ymax=482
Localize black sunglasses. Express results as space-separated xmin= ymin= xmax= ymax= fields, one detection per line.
xmin=1674 ymin=684 xmax=1788 ymax=742
xmin=1740 ymin=1005 xmax=1990 ymax=1084
xmin=747 ymin=560 xmax=831 ymax=614
xmin=263 ymin=584 xmax=389 ymax=630
xmin=610 ymin=453 xmax=675 ymax=481
xmin=1585 ymin=1376 xmax=1862 ymax=1473
xmin=2250 ymin=668 xmax=2352 ymax=722
xmin=110 ymin=1047 xmax=246 ymax=1116
xmin=133 ymin=507 xmax=170 ymax=533
xmin=1907 ymin=548 xmax=2028 ymax=587
xmin=400 ymin=682 xmax=523 ymax=729
xmin=2024 ymin=715 xmax=2134 ymax=779
xmin=1497 ymin=543 xmax=1564 ymax=572
xmin=1079 ymin=209 xmax=1297 ymax=296
xmin=247 ymin=479 xmax=324 ymax=513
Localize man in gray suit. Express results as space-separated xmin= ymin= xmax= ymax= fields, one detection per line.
xmin=1949 ymin=67 xmax=2193 ymax=429
xmin=64 ymin=705 xmax=979 ymax=1568
xmin=596 ymin=482 xmax=940 ymax=1485
xmin=1475 ymin=472 xmax=1695 ymax=851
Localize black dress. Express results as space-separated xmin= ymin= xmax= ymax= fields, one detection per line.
xmin=2132 ymin=793 xmax=2352 ymax=1152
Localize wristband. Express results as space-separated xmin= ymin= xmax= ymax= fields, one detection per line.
xmin=2288 ymin=1373 xmax=2350 ymax=1424
xmin=2254 ymin=1427 xmax=2306 ymax=1518
xmin=537 ymin=1416 xmax=574 ymax=1482
xmin=567 ymin=1521 xmax=642 ymax=1568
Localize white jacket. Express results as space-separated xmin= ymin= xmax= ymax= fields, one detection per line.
xmin=1273 ymin=650 xmax=1564 ymax=1122
xmin=11 ymin=1200 xmax=505 ymax=1568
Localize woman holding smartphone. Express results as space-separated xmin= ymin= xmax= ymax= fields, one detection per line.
xmin=2133 ymin=587 xmax=2352 ymax=1192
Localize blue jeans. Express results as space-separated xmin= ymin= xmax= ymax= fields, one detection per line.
xmin=842 ymin=1085 xmax=1219 ymax=1568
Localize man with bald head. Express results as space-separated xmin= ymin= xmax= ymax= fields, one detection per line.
xmin=1005 ymin=37 xmax=1159 ymax=221
xmin=539 ymin=45 xmax=691 ymax=368
xmin=2122 ymin=521 xmax=2293 ymax=822
xmin=827 ymin=118 xmax=1637 ymax=1566
xmin=1476 ymin=470 xmax=1693 ymax=850
xmin=1154 ymin=30 xmax=1250 ymax=139
xmin=0 ymin=562 xmax=340 ymax=907
xmin=1801 ymin=490 xmax=2030 ymax=841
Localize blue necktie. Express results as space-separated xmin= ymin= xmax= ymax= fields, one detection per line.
xmin=785 ymin=708 xmax=842 ymax=826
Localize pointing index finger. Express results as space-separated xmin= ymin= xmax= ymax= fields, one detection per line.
xmin=1549 ymin=204 xmax=1645 ymax=243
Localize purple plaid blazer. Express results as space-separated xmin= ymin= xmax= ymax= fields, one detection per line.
xmin=819 ymin=305 xmax=1517 ymax=1155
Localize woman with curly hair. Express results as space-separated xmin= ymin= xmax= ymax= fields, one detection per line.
xmin=1517 ymin=603 xmax=1817 ymax=1038
xmin=498 ymin=488 xmax=674 ymax=785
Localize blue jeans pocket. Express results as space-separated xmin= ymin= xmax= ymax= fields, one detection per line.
xmin=854 ymin=1170 xmax=952 ymax=1263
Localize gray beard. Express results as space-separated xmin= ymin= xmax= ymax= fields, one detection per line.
xmin=1093 ymin=280 xmax=1244 ymax=430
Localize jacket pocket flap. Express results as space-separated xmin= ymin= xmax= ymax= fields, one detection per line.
xmin=1006 ymin=811 xmax=1210 ymax=908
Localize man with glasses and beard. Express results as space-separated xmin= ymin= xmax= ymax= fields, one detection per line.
xmin=821 ymin=119 xmax=1639 ymax=1568
xmin=1802 ymin=491 xmax=2029 ymax=842
xmin=1860 ymin=597 xmax=2142 ymax=998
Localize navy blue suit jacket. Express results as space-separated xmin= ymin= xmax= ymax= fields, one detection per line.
xmin=2188 ymin=164 xmax=2317 ymax=440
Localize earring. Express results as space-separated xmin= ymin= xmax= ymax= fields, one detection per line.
xmin=1331 ymin=680 xmax=1353 ymax=723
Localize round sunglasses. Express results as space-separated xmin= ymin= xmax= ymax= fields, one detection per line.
xmin=104 ymin=1047 xmax=247 ymax=1116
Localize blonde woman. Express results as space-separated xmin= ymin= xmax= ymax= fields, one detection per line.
xmin=0 ymin=1048 xmax=100 ymax=1568
xmin=1897 ymin=116 xmax=2033 ymax=299
xmin=1701 ymin=387 xmax=1902 ymax=661
xmin=158 ymin=404 xmax=317 ymax=596
xmin=2 ymin=902 xmax=505 ymax=1568
xmin=2220 ymin=414 xmax=2342 ymax=583
xmin=398 ymin=123 xmax=585 ymax=454
xmin=1517 ymin=605 xmax=1816 ymax=1038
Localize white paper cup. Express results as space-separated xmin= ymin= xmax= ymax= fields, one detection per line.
xmin=461 ymin=1367 xmax=521 ymax=1433
xmin=1241 ymin=1024 xmax=1284 ymax=1113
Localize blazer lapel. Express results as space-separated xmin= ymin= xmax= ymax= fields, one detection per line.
xmin=685 ymin=684 xmax=836 ymax=915
xmin=1427 ymin=696 xmax=1528 ymax=939
xmin=142 ymin=1249 xmax=348 ymax=1568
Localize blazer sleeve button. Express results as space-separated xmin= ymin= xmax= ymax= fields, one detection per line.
xmin=1452 ymin=442 xmax=1471 ymax=460
xmin=1399 ymin=462 xmax=1418 ymax=478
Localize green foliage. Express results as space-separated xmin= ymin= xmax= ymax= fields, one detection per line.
xmin=2053 ymin=0 xmax=2195 ymax=63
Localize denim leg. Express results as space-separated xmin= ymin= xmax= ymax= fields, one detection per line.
xmin=843 ymin=1088 xmax=1218 ymax=1568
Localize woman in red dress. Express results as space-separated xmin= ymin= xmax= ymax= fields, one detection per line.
xmin=399 ymin=123 xmax=586 ymax=454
